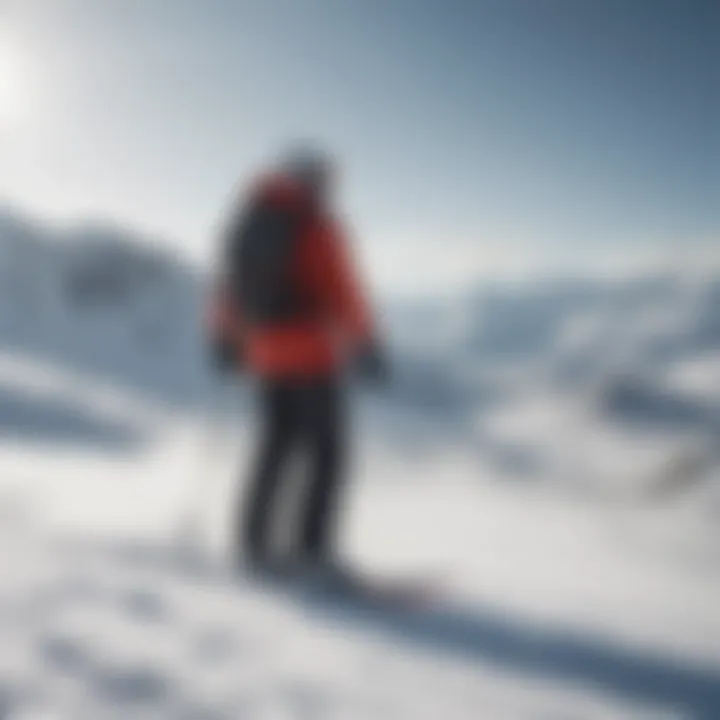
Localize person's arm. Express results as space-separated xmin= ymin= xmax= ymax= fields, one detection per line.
xmin=315 ymin=221 xmax=388 ymax=380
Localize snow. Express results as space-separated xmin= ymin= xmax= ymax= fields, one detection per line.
xmin=663 ymin=353 xmax=720 ymax=402
xmin=1 ymin=363 xmax=719 ymax=719
xmin=0 ymin=209 xmax=719 ymax=718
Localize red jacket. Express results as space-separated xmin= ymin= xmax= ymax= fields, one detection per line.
xmin=206 ymin=174 xmax=375 ymax=378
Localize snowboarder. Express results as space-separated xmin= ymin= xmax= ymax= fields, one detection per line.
xmin=206 ymin=146 xmax=388 ymax=583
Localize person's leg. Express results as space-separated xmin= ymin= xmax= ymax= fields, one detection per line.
xmin=297 ymin=375 xmax=347 ymax=565
xmin=238 ymin=379 xmax=297 ymax=569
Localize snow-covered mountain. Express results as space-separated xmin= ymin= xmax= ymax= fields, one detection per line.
xmin=1 ymin=205 xmax=719 ymax=505
xmin=0 ymin=208 xmax=211 ymax=411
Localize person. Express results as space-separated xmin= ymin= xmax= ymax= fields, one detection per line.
xmin=206 ymin=146 xmax=388 ymax=581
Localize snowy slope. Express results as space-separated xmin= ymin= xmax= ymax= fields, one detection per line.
xmin=1 ymin=400 xmax=719 ymax=719
xmin=0 ymin=207 xmax=719 ymax=718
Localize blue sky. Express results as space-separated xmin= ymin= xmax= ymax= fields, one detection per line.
xmin=1 ymin=0 xmax=718 ymax=291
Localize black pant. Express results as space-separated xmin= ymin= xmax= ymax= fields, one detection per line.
xmin=239 ymin=375 xmax=346 ymax=566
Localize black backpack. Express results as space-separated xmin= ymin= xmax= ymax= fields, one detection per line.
xmin=223 ymin=196 xmax=312 ymax=325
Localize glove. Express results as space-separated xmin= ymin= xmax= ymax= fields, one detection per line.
xmin=354 ymin=342 xmax=389 ymax=384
